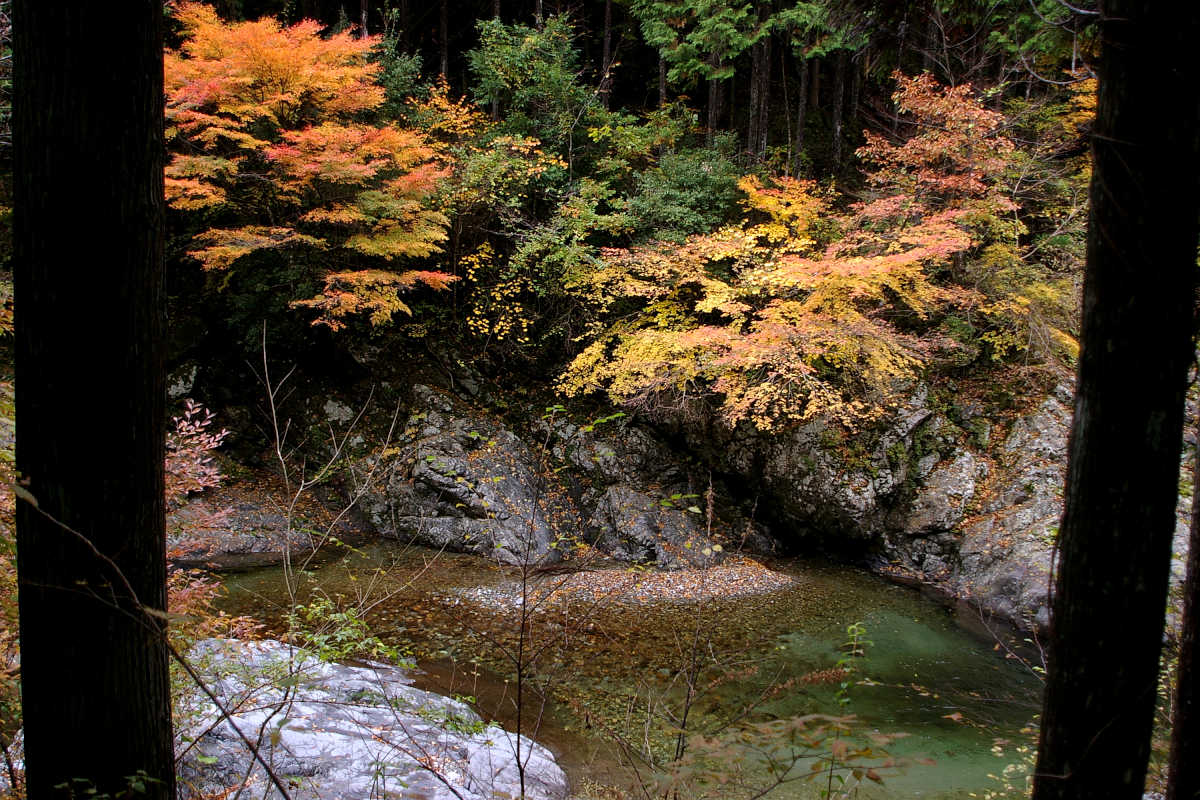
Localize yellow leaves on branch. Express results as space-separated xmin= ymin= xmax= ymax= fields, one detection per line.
xmin=188 ymin=227 xmax=325 ymax=271
xmin=165 ymin=2 xmax=455 ymax=331
xmin=292 ymin=269 xmax=460 ymax=332
xmin=560 ymin=172 xmax=975 ymax=432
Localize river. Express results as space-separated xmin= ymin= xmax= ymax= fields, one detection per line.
xmin=217 ymin=541 xmax=1043 ymax=799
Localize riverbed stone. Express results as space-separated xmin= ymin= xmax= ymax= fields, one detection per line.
xmin=178 ymin=639 xmax=568 ymax=800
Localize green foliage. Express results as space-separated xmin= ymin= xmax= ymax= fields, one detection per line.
xmin=285 ymin=594 xmax=412 ymax=666
xmin=468 ymin=16 xmax=599 ymax=161
xmin=629 ymin=0 xmax=761 ymax=87
xmin=627 ymin=138 xmax=742 ymax=242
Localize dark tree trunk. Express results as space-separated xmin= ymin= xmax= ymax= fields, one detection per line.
xmin=922 ymin=5 xmax=937 ymax=74
xmin=707 ymin=62 xmax=721 ymax=144
xmin=658 ymin=54 xmax=667 ymax=108
xmin=1032 ymin=2 xmax=1200 ymax=799
xmin=808 ymin=57 xmax=820 ymax=113
xmin=1169 ymin=405 xmax=1200 ymax=800
xmin=13 ymin=1 xmax=174 ymax=799
xmin=831 ymin=50 xmax=847 ymax=167
xmin=360 ymin=0 xmax=368 ymax=37
xmin=535 ymin=0 xmax=543 ymax=29
xmin=439 ymin=0 xmax=449 ymax=77
xmin=794 ymin=56 xmax=809 ymax=172
xmin=600 ymin=0 xmax=613 ymax=107
xmin=757 ymin=34 xmax=771 ymax=157
xmin=848 ymin=52 xmax=861 ymax=143
xmin=748 ymin=38 xmax=764 ymax=157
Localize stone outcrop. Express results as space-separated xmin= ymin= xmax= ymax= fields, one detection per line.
xmin=178 ymin=639 xmax=569 ymax=800
xmin=348 ymin=385 xmax=728 ymax=568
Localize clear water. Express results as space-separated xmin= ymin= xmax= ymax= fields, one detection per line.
xmin=218 ymin=542 xmax=1042 ymax=798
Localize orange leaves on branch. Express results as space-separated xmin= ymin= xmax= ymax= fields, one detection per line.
xmin=857 ymin=72 xmax=1015 ymax=206
xmin=165 ymin=2 xmax=382 ymax=135
xmin=165 ymin=2 xmax=455 ymax=331
xmin=291 ymin=269 xmax=460 ymax=331
xmin=187 ymin=226 xmax=325 ymax=271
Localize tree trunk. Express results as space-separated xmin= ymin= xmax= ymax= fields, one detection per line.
xmin=848 ymin=52 xmax=861 ymax=144
xmin=360 ymin=0 xmax=368 ymax=37
xmin=600 ymin=0 xmax=613 ymax=107
xmin=1031 ymin=2 xmax=1200 ymax=799
xmin=831 ymin=50 xmax=847 ymax=167
xmin=13 ymin=2 xmax=174 ymax=799
xmin=747 ymin=37 xmax=764 ymax=158
xmin=922 ymin=5 xmax=937 ymax=74
xmin=794 ymin=56 xmax=809 ymax=172
xmin=706 ymin=58 xmax=721 ymax=144
xmin=808 ymin=57 xmax=820 ymax=113
xmin=1169 ymin=404 xmax=1200 ymax=800
xmin=659 ymin=54 xmax=667 ymax=108
xmin=756 ymin=33 xmax=771 ymax=157
xmin=439 ymin=0 xmax=449 ymax=77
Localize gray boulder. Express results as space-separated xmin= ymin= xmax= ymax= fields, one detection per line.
xmin=356 ymin=385 xmax=574 ymax=566
xmin=177 ymin=639 xmax=568 ymax=800
xmin=588 ymin=485 xmax=715 ymax=568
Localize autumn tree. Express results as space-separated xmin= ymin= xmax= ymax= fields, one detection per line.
xmin=559 ymin=74 xmax=1061 ymax=432
xmin=1031 ymin=1 xmax=1200 ymax=798
xmin=165 ymin=2 xmax=455 ymax=333
xmin=14 ymin=1 xmax=174 ymax=797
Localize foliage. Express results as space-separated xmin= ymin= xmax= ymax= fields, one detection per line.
xmin=164 ymin=2 xmax=455 ymax=333
xmin=627 ymin=138 xmax=743 ymax=242
xmin=560 ymin=72 xmax=1077 ymax=431
xmin=165 ymin=399 xmax=230 ymax=510
xmin=560 ymin=173 xmax=968 ymax=430
xmin=284 ymin=594 xmax=410 ymax=665
xmin=629 ymin=0 xmax=761 ymax=88
xmin=468 ymin=16 xmax=599 ymax=164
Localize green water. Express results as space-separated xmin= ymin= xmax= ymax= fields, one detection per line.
xmin=218 ymin=542 xmax=1042 ymax=799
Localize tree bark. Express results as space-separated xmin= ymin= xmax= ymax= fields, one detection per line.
xmin=808 ymin=57 xmax=819 ymax=114
xmin=794 ymin=56 xmax=809 ymax=172
xmin=600 ymin=0 xmax=614 ymax=107
xmin=658 ymin=54 xmax=667 ymax=108
xmin=757 ymin=33 xmax=771 ymax=157
xmin=831 ymin=50 xmax=847 ymax=167
xmin=748 ymin=37 xmax=764 ymax=157
xmin=360 ymin=0 xmax=368 ymax=37
xmin=1169 ymin=404 xmax=1200 ymax=800
xmin=439 ymin=0 xmax=449 ymax=77
xmin=706 ymin=60 xmax=721 ymax=144
xmin=13 ymin=1 xmax=174 ymax=798
xmin=1032 ymin=2 xmax=1200 ymax=799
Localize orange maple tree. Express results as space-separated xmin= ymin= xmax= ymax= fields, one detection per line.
xmin=164 ymin=2 xmax=455 ymax=330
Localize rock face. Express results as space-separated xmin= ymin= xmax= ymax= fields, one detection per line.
xmin=351 ymin=385 xmax=728 ymax=568
xmin=168 ymin=476 xmax=346 ymax=567
xmin=178 ymin=639 xmax=569 ymax=800
xmin=355 ymin=385 xmax=574 ymax=566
